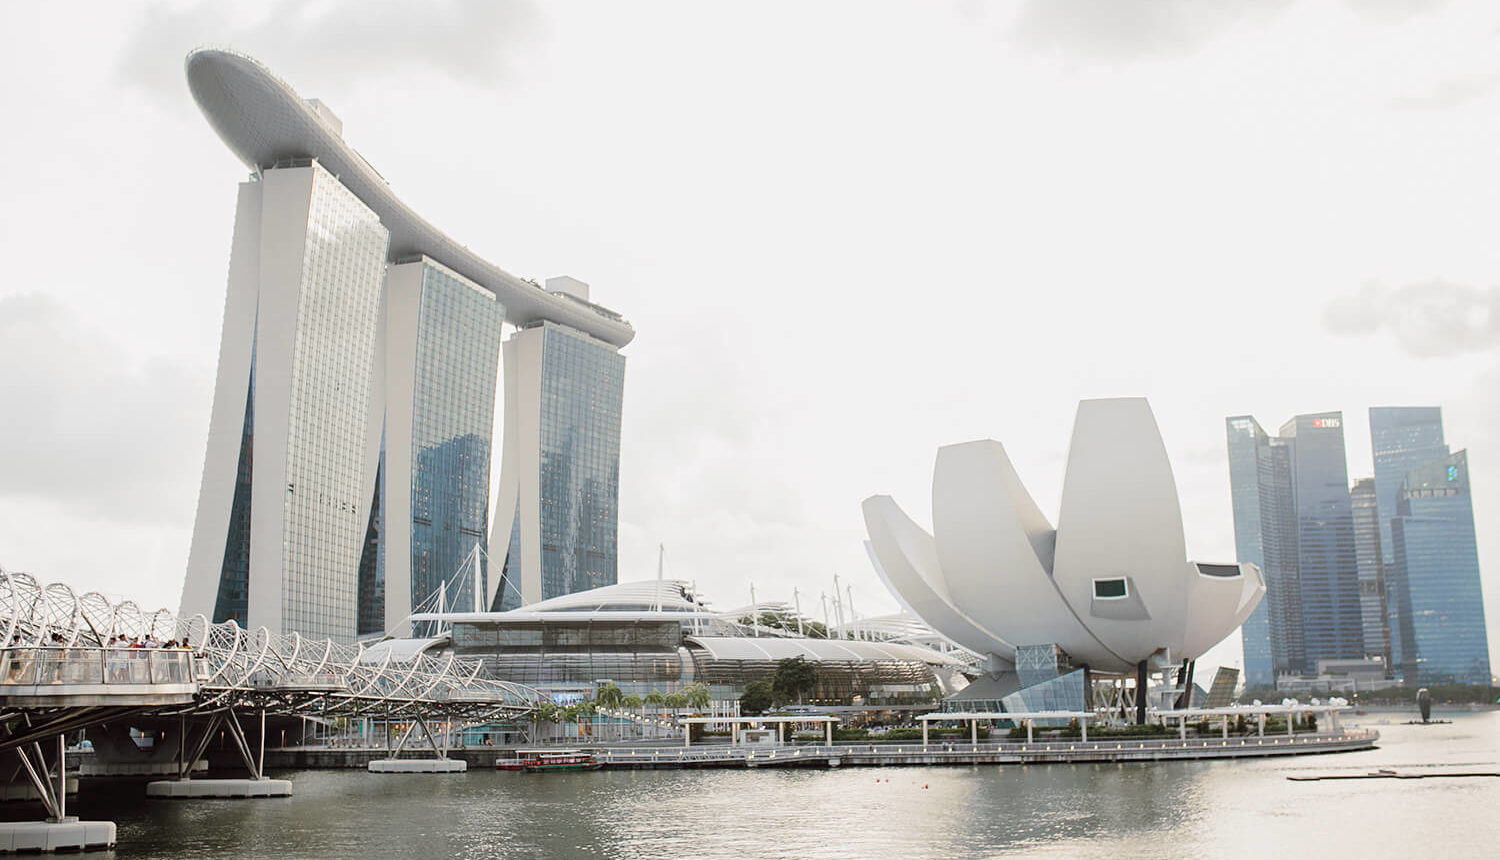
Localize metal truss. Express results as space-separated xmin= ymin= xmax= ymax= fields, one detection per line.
xmin=0 ymin=566 xmax=544 ymax=730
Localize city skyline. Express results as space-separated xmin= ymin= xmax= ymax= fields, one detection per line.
xmin=4 ymin=2 xmax=1500 ymax=675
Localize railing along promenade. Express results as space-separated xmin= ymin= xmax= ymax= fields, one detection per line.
xmin=596 ymin=729 xmax=1379 ymax=768
xmin=0 ymin=565 xmax=544 ymax=753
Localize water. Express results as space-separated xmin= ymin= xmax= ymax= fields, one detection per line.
xmin=19 ymin=711 xmax=1500 ymax=859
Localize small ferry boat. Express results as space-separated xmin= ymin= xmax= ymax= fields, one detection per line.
xmin=496 ymin=749 xmax=601 ymax=773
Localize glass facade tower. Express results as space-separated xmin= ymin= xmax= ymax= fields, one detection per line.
xmin=1350 ymin=477 xmax=1389 ymax=669
xmin=357 ymin=259 xmax=505 ymax=636
xmin=1370 ymin=407 xmax=1447 ymax=564
xmin=1226 ymin=412 xmax=1364 ymax=682
xmin=491 ymin=318 xmax=626 ymax=611
xmin=1280 ymin=413 xmax=1364 ymax=674
xmin=1388 ymin=451 xmax=1491 ymax=685
xmin=182 ymin=162 xmax=390 ymax=642
xmin=1226 ymin=416 xmax=1300 ymax=684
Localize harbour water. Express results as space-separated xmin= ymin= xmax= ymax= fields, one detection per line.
xmin=22 ymin=711 xmax=1500 ymax=859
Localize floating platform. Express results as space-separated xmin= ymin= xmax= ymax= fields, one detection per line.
xmin=145 ymin=778 xmax=293 ymax=798
xmin=0 ymin=778 xmax=77 ymax=802
xmin=368 ymin=759 xmax=467 ymax=773
xmin=0 ymin=818 xmax=116 ymax=853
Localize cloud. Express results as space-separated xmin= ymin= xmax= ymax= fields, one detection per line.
xmin=119 ymin=0 xmax=539 ymax=101
xmin=1323 ymin=279 xmax=1500 ymax=356
xmin=0 ymin=293 xmax=209 ymax=525
xmin=1388 ymin=71 xmax=1500 ymax=110
xmin=1008 ymin=0 xmax=1292 ymax=63
xmin=1344 ymin=0 xmax=1450 ymax=22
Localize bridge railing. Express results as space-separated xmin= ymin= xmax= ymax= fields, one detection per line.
xmin=0 ymin=647 xmax=195 ymax=687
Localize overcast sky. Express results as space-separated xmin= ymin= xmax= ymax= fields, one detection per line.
xmin=3 ymin=0 xmax=1499 ymax=674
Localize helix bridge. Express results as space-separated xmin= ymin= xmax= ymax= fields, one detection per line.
xmin=0 ymin=565 xmax=543 ymax=826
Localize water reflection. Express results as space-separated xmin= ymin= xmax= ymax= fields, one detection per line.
xmin=17 ymin=712 xmax=1497 ymax=859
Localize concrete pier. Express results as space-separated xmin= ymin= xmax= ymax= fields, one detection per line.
xmin=145 ymin=778 xmax=293 ymax=798
xmin=368 ymin=759 xmax=467 ymax=773
xmin=0 ymin=819 xmax=115 ymax=854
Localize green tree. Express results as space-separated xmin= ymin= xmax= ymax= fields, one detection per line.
xmin=621 ymin=694 xmax=642 ymax=710
xmin=596 ymin=682 xmax=625 ymax=709
xmin=741 ymin=679 xmax=775 ymax=715
xmin=664 ymin=692 xmax=689 ymax=710
xmin=684 ymin=683 xmax=711 ymax=711
xmin=644 ymin=690 xmax=666 ymax=709
xmin=772 ymin=656 xmax=818 ymax=704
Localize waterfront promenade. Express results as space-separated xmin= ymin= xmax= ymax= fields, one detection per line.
xmin=264 ymin=728 xmax=1376 ymax=771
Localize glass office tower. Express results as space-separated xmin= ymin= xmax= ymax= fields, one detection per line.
xmin=1226 ymin=417 xmax=1277 ymax=687
xmin=491 ymin=312 xmax=627 ymax=612
xmin=1227 ymin=417 xmax=1303 ymax=684
xmin=1227 ymin=412 xmax=1364 ymax=682
xmin=1370 ymin=407 xmax=1447 ymax=563
xmin=1368 ymin=406 xmax=1452 ymax=680
xmin=1350 ymin=477 xmax=1390 ymax=670
xmin=1280 ymin=413 xmax=1364 ymax=673
xmin=1388 ymin=451 xmax=1491 ymax=685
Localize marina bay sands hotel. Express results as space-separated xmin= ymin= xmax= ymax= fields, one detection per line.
xmin=177 ymin=50 xmax=631 ymax=642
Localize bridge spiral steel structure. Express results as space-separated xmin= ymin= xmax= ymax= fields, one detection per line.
xmin=0 ymin=566 xmax=544 ymax=746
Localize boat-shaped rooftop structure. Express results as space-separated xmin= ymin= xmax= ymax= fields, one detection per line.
xmin=185 ymin=47 xmax=634 ymax=347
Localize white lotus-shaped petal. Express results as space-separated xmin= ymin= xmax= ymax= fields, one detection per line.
xmin=863 ymin=397 xmax=1264 ymax=674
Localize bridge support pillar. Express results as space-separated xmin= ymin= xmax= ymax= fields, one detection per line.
xmin=0 ymin=731 xmax=117 ymax=852
xmin=368 ymin=715 xmax=467 ymax=774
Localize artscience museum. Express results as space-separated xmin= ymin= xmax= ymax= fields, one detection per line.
xmin=863 ymin=398 xmax=1265 ymax=721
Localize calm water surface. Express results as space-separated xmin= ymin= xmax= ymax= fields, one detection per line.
xmin=28 ymin=711 xmax=1500 ymax=859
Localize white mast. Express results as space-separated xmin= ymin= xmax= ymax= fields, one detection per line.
xmin=793 ymin=587 xmax=805 ymax=637
xmin=472 ymin=543 xmax=484 ymax=614
xmin=846 ymin=584 xmax=858 ymax=642
xmin=656 ymin=543 xmax=665 ymax=613
xmin=749 ymin=582 xmax=758 ymax=637
xmin=820 ymin=592 xmax=830 ymax=638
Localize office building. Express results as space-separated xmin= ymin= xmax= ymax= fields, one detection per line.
xmin=1387 ymin=451 xmax=1491 ymax=685
xmin=1226 ymin=412 xmax=1363 ymax=681
xmin=1349 ymin=478 xmax=1390 ymax=669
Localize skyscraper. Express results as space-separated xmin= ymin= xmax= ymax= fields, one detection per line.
xmin=1367 ymin=406 xmax=1451 ymax=681
xmin=356 ymin=258 xmax=506 ymax=636
xmin=1349 ymin=477 xmax=1389 ymax=669
xmin=1369 ymin=407 xmax=1447 ymax=562
xmin=490 ymin=278 xmax=627 ymax=611
xmin=1226 ymin=412 xmax=1363 ymax=682
xmin=1387 ymin=451 xmax=1491 ymax=685
xmin=178 ymin=51 xmax=633 ymax=640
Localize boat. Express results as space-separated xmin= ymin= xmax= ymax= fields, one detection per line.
xmin=497 ymin=749 xmax=601 ymax=773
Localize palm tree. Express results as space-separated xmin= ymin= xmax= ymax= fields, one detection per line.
xmin=621 ymin=694 xmax=643 ymax=740
xmin=684 ymin=684 xmax=712 ymax=712
xmin=596 ymin=682 xmax=625 ymax=709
